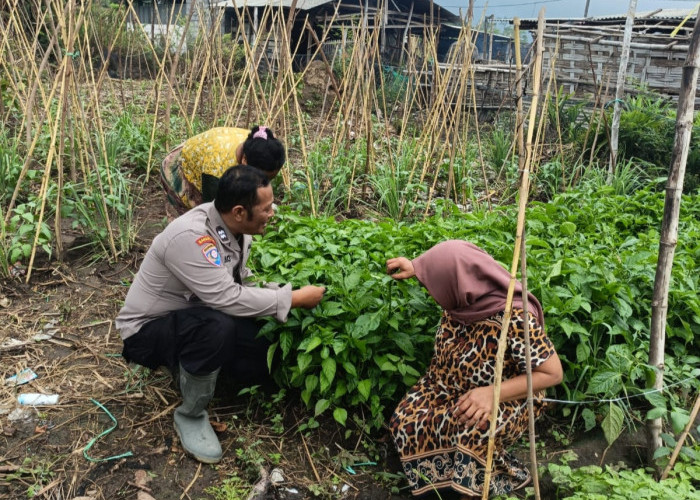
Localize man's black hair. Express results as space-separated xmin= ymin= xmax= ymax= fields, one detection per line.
xmin=242 ymin=126 xmax=286 ymax=173
xmin=214 ymin=165 xmax=270 ymax=215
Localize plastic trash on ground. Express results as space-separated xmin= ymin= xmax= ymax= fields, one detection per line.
xmin=7 ymin=407 xmax=35 ymax=422
xmin=17 ymin=393 xmax=59 ymax=405
xmin=270 ymin=468 xmax=285 ymax=484
xmin=5 ymin=368 xmax=38 ymax=386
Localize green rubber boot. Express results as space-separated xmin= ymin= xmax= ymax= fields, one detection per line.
xmin=173 ymin=365 xmax=222 ymax=464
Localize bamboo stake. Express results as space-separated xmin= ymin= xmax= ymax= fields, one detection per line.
xmin=607 ymin=0 xmax=637 ymax=182
xmin=520 ymin=230 xmax=541 ymax=499
xmin=444 ymin=22 xmax=475 ymax=202
xmin=22 ymin=0 xmax=56 ymax=145
xmin=469 ymin=72 xmax=491 ymax=211
xmin=552 ymin=78 xmax=565 ymax=190
xmin=533 ymin=53 xmax=556 ymax=176
xmin=3 ymin=12 xmax=69 ymax=224
xmin=63 ymin=0 xmax=119 ymax=258
xmin=588 ymin=72 xmax=611 ymax=169
xmin=158 ymin=2 xmax=193 ymax=145
xmin=94 ymin=0 xmax=130 ymax=95
xmin=514 ymin=20 xmax=525 ymax=175
xmin=304 ymin=19 xmax=342 ymax=103
xmin=189 ymin=8 xmax=220 ymax=126
xmin=482 ymin=8 xmax=545 ymax=499
xmin=647 ymin=7 xmax=700 ymax=466
xmin=54 ymin=13 xmax=74 ymax=261
xmin=660 ymin=392 xmax=700 ymax=480
xmin=514 ymin=17 xmax=541 ymax=500
xmin=26 ymin=3 xmax=77 ymax=282
xmin=578 ymin=43 xmax=608 ymax=171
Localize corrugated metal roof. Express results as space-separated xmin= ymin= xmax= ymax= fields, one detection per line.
xmin=593 ymin=8 xmax=696 ymax=21
xmin=215 ymin=0 xmax=332 ymax=10
xmin=216 ymin=0 xmax=460 ymax=21
xmin=517 ymin=8 xmax=697 ymax=24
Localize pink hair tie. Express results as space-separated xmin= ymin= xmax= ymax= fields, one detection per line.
xmin=253 ymin=126 xmax=268 ymax=140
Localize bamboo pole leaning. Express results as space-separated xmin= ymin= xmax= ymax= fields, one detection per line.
xmin=514 ymin=17 xmax=541 ymax=500
xmin=482 ymin=8 xmax=545 ymax=499
xmin=647 ymin=7 xmax=700 ymax=467
xmin=660 ymin=392 xmax=700 ymax=480
xmin=607 ymin=0 xmax=637 ymax=183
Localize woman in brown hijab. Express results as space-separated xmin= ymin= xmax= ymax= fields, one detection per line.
xmin=386 ymin=240 xmax=562 ymax=499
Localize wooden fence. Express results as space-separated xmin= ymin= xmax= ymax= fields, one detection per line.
xmin=537 ymin=22 xmax=698 ymax=106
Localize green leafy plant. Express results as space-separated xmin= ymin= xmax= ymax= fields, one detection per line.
xmin=0 ymin=132 xmax=27 ymax=205
xmin=579 ymin=157 xmax=666 ymax=196
xmin=6 ymin=201 xmax=53 ymax=265
xmin=5 ymin=457 xmax=56 ymax=498
xmin=62 ymin=161 xmax=141 ymax=259
xmin=490 ymin=127 xmax=515 ymax=181
xmin=110 ymin=110 xmax=162 ymax=173
xmin=290 ymin=136 xmax=361 ymax=216
xmin=549 ymin=88 xmax=588 ymax=146
xmin=533 ymin=159 xmax=589 ymax=201
xmin=379 ymin=65 xmax=410 ymax=111
xmin=544 ymin=453 xmax=700 ymax=499
xmin=206 ymin=471 xmax=251 ymax=500
xmin=252 ymin=186 xmax=700 ymax=436
xmin=254 ymin=213 xmax=440 ymax=430
xmin=586 ymin=87 xmax=700 ymax=194
xmin=368 ymin=137 xmax=427 ymax=220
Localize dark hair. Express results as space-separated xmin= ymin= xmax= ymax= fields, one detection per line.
xmin=242 ymin=125 xmax=286 ymax=173
xmin=214 ymin=165 xmax=270 ymax=214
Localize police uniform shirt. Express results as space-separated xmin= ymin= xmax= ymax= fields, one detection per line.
xmin=116 ymin=202 xmax=292 ymax=341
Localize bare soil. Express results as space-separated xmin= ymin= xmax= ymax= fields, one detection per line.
xmin=0 ymin=181 xmax=651 ymax=500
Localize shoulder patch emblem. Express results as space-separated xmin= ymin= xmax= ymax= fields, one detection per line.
xmin=196 ymin=235 xmax=216 ymax=246
xmin=201 ymin=243 xmax=222 ymax=267
xmin=215 ymin=226 xmax=229 ymax=242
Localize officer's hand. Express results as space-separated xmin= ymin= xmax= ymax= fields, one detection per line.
xmin=386 ymin=257 xmax=415 ymax=280
xmin=291 ymin=285 xmax=326 ymax=309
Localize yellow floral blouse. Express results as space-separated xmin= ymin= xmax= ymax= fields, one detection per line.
xmin=181 ymin=127 xmax=249 ymax=191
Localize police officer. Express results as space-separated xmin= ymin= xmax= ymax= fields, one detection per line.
xmin=116 ymin=165 xmax=325 ymax=464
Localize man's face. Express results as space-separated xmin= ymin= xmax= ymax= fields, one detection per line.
xmin=240 ymin=184 xmax=275 ymax=235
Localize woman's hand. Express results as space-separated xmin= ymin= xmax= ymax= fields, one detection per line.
xmin=453 ymin=386 xmax=493 ymax=429
xmin=386 ymin=257 xmax=415 ymax=280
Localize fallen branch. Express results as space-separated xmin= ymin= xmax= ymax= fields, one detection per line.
xmin=661 ymin=392 xmax=700 ymax=480
xmin=180 ymin=462 xmax=201 ymax=500
xmin=301 ymin=432 xmax=322 ymax=483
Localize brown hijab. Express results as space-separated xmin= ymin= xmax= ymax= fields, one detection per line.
xmin=412 ymin=240 xmax=544 ymax=328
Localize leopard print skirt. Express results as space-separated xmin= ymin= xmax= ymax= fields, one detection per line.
xmin=390 ymin=309 xmax=555 ymax=497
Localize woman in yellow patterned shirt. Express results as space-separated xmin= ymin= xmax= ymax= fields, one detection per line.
xmin=161 ymin=125 xmax=285 ymax=214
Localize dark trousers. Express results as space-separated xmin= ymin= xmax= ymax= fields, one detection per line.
xmin=122 ymin=307 xmax=270 ymax=382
